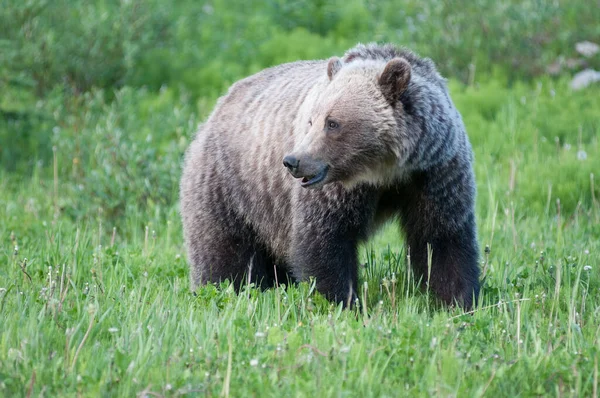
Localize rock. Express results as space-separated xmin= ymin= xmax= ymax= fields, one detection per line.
xmin=570 ymin=69 xmax=600 ymax=90
xmin=575 ymin=41 xmax=600 ymax=58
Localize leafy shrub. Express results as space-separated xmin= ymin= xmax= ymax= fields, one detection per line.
xmin=47 ymin=87 xmax=197 ymax=220
xmin=0 ymin=0 xmax=173 ymax=95
xmin=452 ymin=78 xmax=600 ymax=214
xmin=1 ymin=0 xmax=598 ymax=101
xmin=1 ymin=0 xmax=598 ymax=224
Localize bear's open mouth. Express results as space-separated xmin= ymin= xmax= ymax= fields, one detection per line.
xmin=300 ymin=166 xmax=329 ymax=188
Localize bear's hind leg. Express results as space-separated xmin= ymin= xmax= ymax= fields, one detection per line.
xmin=185 ymin=223 xmax=276 ymax=292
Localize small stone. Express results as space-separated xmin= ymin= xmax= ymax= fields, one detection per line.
xmin=575 ymin=41 xmax=600 ymax=58
xmin=571 ymin=69 xmax=600 ymax=90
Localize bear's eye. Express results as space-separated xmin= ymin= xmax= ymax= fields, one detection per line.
xmin=308 ymin=119 xmax=312 ymax=126
xmin=326 ymin=120 xmax=339 ymax=130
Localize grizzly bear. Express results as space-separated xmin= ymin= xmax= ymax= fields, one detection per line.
xmin=180 ymin=43 xmax=480 ymax=308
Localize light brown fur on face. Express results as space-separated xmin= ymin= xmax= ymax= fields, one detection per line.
xmin=181 ymin=43 xmax=480 ymax=308
xmin=289 ymin=59 xmax=413 ymax=188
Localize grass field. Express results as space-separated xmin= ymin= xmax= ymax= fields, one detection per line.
xmin=1 ymin=1 xmax=600 ymax=395
xmin=1 ymin=73 xmax=599 ymax=396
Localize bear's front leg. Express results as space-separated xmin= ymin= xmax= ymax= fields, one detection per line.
xmin=398 ymin=155 xmax=480 ymax=309
xmin=291 ymin=231 xmax=359 ymax=306
xmin=289 ymin=188 xmax=376 ymax=307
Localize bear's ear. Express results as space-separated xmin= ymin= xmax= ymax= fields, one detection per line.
xmin=327 ymin=57 xmax=343 ymax=81
xmin=378 ymin=58 xmax=411 ymax=103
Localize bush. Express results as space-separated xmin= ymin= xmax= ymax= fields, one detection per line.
xmin=46 ymin=87 xmax=197 ymax=220
xmin=452 ymin=78 xmax=600 ymax=214
xmin=1 ymin=0 xmax=598 ymax=101
xmin=1 ymin=0 xmax=598 ymax=223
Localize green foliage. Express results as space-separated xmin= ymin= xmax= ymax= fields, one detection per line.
xmin=2 ymin=0 xmax=599 ymax=101
xmin=451 ymin=78 xmax=600 ymax=214
xmin=1 ymin=85 xmax=196 ymax=220
xmin=0 ymin=0 xmax=175 ymax=94
xmin=50 ymin=87 xmax=196 ymax=220
xmin=4 ymin=75 xmax=598 ymax=224
xmin=0 ymin=175 xmax=599 ymax=396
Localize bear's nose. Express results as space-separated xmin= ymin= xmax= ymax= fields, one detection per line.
xmin=283 ymin=155 xmax=299 ymax=171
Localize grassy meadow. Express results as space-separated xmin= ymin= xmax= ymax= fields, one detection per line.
xmin=1 ymin=1 xmax=600 ymax=396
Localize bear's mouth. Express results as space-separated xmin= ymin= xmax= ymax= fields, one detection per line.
xmin=300 ymin=166 xmax=329 ymax=188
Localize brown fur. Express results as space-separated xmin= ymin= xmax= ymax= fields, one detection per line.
xmin=181 ymin=43 xmax=480 ymax=308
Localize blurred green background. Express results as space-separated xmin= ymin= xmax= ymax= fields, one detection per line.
xmin=3 ymin=0 xmax=600 ymax=99
xmin=1 ymin=0 xmax=599 ymax=222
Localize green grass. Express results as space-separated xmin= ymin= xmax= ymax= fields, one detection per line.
xmin=2 ymin=1 xmax=599 ymax=395
xmin=1 ymin=74 xmax=599 ymax=396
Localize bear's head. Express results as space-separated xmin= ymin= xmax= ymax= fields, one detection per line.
xmin=283 ymin=56 xmax=413 ymax=189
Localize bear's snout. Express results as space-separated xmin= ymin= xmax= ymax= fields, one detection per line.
xmin=282 ymin=155 xmax=300 ymax=172
xmin=282 ymin=153 xmax=329 ymax=188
